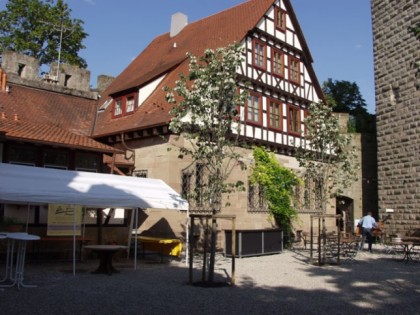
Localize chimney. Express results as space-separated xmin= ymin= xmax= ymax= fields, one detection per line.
xmin=0 ymin=68 xmax=3 ymax=92
xmin=170 ymin=12 xmax=188 ymax=38
xmin=1 ymin=71 xmax=6 ymax=94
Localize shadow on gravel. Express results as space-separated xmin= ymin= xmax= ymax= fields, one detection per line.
xmin=0 ymin=250 xmax=419 ymax=315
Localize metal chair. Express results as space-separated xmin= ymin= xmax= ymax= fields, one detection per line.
xmin=340 ymin=236 xmax=361 ymax=261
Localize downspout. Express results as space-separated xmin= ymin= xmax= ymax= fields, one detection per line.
xmin=110 ymin=151 xmax=116 ymax=174
xmin=121 ymin=132 xmax=135 ymax=175
xmin=89 ymin=96 xmax=118 ymax=175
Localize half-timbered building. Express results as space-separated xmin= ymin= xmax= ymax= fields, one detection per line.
xmin=92 ymin=0 xmax=362 ymax=243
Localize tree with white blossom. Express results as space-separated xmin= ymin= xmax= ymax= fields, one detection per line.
xmin=164 ymin=43 xmax=248 ymax=283
xmin=295 ymin=100 xmax=359 ymax=264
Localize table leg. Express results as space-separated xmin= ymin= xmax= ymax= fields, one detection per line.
xmin=1 ymin=239 xmax=37 ymax=289
xmin=15 ymin=240 xmax=36 ymax=289
xmin=402 ymin=244 xmax=413 ymax=262
xmin=0 ymin=239 xmax=14 ymax=283
xmin=92 ymin=250 xmax=119 ymax=275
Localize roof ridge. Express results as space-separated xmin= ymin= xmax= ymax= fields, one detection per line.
xmin=105 ymin=0 xmax=274 ymax=96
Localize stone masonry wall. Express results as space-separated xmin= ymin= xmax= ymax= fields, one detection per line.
xmin=371 ymin=0 xmax=420 ymax=236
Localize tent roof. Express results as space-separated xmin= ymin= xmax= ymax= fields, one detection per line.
xmin=0 ymin=163 xmax=188 ymax=210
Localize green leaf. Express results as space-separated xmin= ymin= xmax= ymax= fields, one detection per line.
xmin=0 ymin=0 xmax=88 ymax=68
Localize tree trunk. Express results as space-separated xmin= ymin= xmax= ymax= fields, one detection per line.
xmin=207 ymin=211 xmax=217 ymax=283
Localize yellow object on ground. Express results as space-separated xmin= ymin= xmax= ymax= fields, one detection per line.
xmin=136 ymin=236 xmax=182 ymax=257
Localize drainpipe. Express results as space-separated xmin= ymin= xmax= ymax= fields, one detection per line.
xmin=110 ymin=151 xmax=116 ymax=174
xmin=0 ymin=68 xmax=3 ymax=92
xmin=121 ymin=132 xmax=135 ymax=175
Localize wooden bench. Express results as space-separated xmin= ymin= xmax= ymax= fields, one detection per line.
xmin=35 ymin=236 xmax=93 ymax=261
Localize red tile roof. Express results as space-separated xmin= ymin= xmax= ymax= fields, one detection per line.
xmin=106 ymin=0 xmax=275 ymax=97
xmin=0 ymin=83 xmax=96 ymax=136
xmin=93 ymin=0 xmax=275 ymax=137
xmin=0 ymin=82 xmax=119 ymax=153
xmin=0 ymin=117 xmax=118 ymax=153
xmin=93 ymin=0 xmax=321 ymax=138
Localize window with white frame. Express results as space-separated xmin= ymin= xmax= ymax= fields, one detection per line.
xmin=114 ymin=99 xmax=123 ymax=116
xmin=126 ymin=96 xmax=135 ymax=113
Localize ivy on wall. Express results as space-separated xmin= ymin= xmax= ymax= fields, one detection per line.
xmin=250 ymin=146 xmax=301 ymax=233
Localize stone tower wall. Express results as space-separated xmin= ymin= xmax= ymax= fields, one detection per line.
xmin=50 ymin=62 xmax=91 ymax=92
xmin=1 ymin=51 xmax=39 ymax=80
xmin=371 ymin=0 xmax=420 ymax=235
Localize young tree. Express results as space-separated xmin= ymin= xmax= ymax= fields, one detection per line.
xmin=250 ymin=146 xmax=301 ymax=234
xmin=322 ymin=78 xmax=367 ymax=115
xmin=164 ymin=43 xmax=248 ymax=283
xmin=322 ymin=78 xmax=375 ymax=133
xmin=0 ymin=0 xmax=88 ymax=68
xmin=295 ymin=101 xmax=359 ymax=264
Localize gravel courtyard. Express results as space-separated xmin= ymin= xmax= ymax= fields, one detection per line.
xmin=1 ymin=247 xmax=419 ymax=315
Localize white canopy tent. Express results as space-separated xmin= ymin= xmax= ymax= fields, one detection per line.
xmin=0 ymin=163 xmax=188 ymax=273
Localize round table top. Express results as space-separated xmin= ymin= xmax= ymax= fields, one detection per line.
xmin=6 ymin=232 xmax=40 ymax=241
xmin=391 ymin=241 xmax=413 ymax=245
xmin=84 ymin=245 xmax=127 ymax=251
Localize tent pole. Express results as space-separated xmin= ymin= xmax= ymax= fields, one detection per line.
xmin=82 ymin=208 xmax=86 ymax=242
xmin=73 ymin=204 xmax=76 ymax=276
xmin=185 ymin=209 xmax=189 ymax=266
xmin=25 ymin=203 xmax=30 ymax=233
xmin=134 ymin=208 xmax=139 ymax=270
xmin=127 ymin=209 xmax=134 ymax=259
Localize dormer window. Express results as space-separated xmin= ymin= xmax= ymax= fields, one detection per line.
xmin=253 ymin=39 xmax=266 ymax=70
xmin=126 ymin=96 xmax=135 ymax=113
xmin=275 ymin=7 xmax=287 ymax=32
xmin=112 ymin=93 xmax=138 ymax=118
xmin=114 ymin=99 xmax=123 ymax=117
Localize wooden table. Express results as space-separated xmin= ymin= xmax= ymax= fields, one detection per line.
xmin=84 ymin=245 xmax=127 ymax=275
xmin=402 ymin=236 xmax=420 ymax=244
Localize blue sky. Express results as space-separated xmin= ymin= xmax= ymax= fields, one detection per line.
xmin=0 ymin=0 xmax=375 ymax=113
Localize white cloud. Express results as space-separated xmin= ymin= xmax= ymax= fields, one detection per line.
xmin=355 ymin=43 xmax=363 ymax=49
